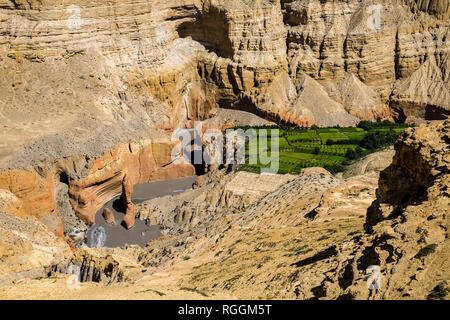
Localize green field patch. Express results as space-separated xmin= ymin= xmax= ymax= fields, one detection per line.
xmin=233 ymin=121 xmax=412 ymax=175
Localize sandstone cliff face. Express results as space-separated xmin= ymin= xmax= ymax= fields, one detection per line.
xmin=0 ymin=138 xmax=194 ymax=236
xmin=0 ymin=123 xmax=448 ymax=300
xmin=0 ymin=212 xmax=72 ymax=286
xmin=284 ymin=0 xmax=449 ymax=82
xmin=299 ymin=120 xmax=449 ymax=299
xmin=391 ymin=59 xmax=450 ymax=123
xmin=366 ymin=120 xmax=449 ymax=231
xmin=1 ymin=0 xmax=447 ymax=145
xmin=284 ymin=0 xmax=449 ymax=120
xmin=68 ymin=139 xmax=194 ymax=224
xmin=0 ymin=0 xmax=449 ymax=234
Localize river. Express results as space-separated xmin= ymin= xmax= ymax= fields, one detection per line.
xmin=86 ymin=176 xmax=197 ymax=248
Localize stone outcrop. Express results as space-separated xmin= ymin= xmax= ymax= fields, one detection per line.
xmin=0 ymin=212 xmax=72 ymax=286
xmin=390 ymin=59 xmax=450 ymax=123
xmin=0 ymin=0 xmax=448 ymax=241
xmin=292 ymin=120 xmax=449 ymax=300
xmin=0 ymin=121 xmax=448 ymax=299
xmin=122 ymin=204 xmax=136 ymax=230
xmin=103 ymin=208 xmax=116 ymax=225
xmin=1 ymin=0 xmax=447 ymax=150
xmin=0 ymin=138 xmax=194 ymax=238
xmin=68 ymin=246 xmax=145 ymax=284
xmin=0 ymin=169 xmax=65 ymax=237
xmin=192 ymin=176 xmax=203 ymax=189
xmin=343 ymin=147 xmax=396 ymax=178
xmin=324 ymin=73 xmax=392 ymax=121
xmin=136 ymin=121 xmax=449 ymax=300
xmin=137 ymin=170 xmax=296 ymax=232
xmin=366 ymin=120 xmax=450 ymax=231
xmin=68 ymin=139 xmax=195 ymax=224
xmin=411 ymin=0 xmax=449 ymax=19
xmin=120 ymin=174 xmax=136 ymax=229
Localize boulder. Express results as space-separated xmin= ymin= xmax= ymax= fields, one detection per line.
xmin=103 ymin=208 xmax=116 ymax=225
xmin=193 ymin=176 xmax=203 ymax=189
xmin=122 ymin=203 xmax=136 ymax=230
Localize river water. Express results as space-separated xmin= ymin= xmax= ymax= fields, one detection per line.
xmin=86 ymin=176 xmax=197 ymax=248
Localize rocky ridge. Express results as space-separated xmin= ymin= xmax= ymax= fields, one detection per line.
xmin=0 ymin=121 xmax=448 ymax=300
xmin=0 ymin=0 xmax=449 ymax=233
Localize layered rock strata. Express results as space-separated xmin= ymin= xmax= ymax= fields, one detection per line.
xmin=0 ymin=0 xmax=448 ymax=236
xmin=103 ymin=208 xmax=116 ymax=225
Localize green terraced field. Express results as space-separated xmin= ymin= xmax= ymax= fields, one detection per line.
xmin=233 ymin=121 xmax=411 ymax=174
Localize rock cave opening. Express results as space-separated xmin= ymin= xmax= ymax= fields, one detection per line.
xmin=56 ymin=171 xmax=88 ymax=247
xmin=177 ymin=7 xmax=234 ymax=59
xmin=86 ymin=176 xmax=198 ymax=249
xmin=425 ymin=105 xmax=450 ymax=121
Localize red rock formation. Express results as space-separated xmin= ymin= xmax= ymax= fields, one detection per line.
xmin=120 ymin=174 xmax=136 ymax=229
xmin=0 ymin=168 xmax=64 ymax=237
xmin=66 ymin=237 xmax=76 ymax=252
xmin=0 ymin=139 xmax=195 ymax=237
xmin=103 ymin=208 xmax=116 ymax=225
xmin=193 ymin=176 xmax=202 ymax=189
xmin=122 ymin=203 xmax=136 ymax=230
xmin=120 ymin=174 xmax=133 ymax=209
xmin=68 ymin=139 xmax=195 ymax=224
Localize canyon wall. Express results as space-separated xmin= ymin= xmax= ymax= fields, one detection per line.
xmin=0 ymin=0 xmax=448 ymax=234
xmin=0 ymin=138 xmax=194 ymax=235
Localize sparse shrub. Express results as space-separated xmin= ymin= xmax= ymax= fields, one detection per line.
xmin=181 ymin=287 xmax=208 ymax=297
xmin=224 ymin=274 xmax=242 ymax=290
xmin=345 ymin=149 xmax=357 ymax=160
xmin=288 ymin=270 xmax=300 ymax=282
xmin=318 ymin=235 xmax=330 ymax=241
xmin=414 ymin=244 xmax=438 ymax=258
xmin=427 ymin=282 xmax=449 ymax=300
xmin=313 ymin=146 xmax=320 ymax=155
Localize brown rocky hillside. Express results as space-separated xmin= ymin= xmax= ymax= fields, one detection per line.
xmin=0 ymin=121 xmax=447 ymax=300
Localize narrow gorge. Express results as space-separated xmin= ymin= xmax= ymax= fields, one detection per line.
xmin=0 ymin=0 xmax=448 ymax=300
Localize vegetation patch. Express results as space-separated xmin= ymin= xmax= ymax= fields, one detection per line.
xmin=414 ymin=244 xmax=438 ymax=258
xmin=136 ymin=288 xmax=166 ymax=296
xmin=427 ymin=282 xmax=449 ymax=300
xmin=180 ymin=287 xmax=209 ymax=297
xmin=223 ymin=274 xmax=243 ymax=290
xmin=235 ymin=121 xmax=411 ymax=174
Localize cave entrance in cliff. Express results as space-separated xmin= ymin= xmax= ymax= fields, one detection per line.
xmin=180 ymin=128 xmax=207 ymax=176
xmin=56 ymin=171 xmax=88 ymax=247
xmin=425 ymin=105 xmax=450 ymax=121
xmin=218 ymin=96 xmax=288 ymax=126
xmin=177 ymin=7 xmax=234 ymax=59
xmin=59 ymin=172 xmax=70 ymax=186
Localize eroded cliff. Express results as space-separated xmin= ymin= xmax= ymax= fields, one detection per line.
xmin=0 ymin=0 xmax=448 ymax=237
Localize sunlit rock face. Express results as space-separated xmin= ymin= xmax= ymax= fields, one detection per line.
xmin=0 ymin=0 xmax=448 ymax=234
